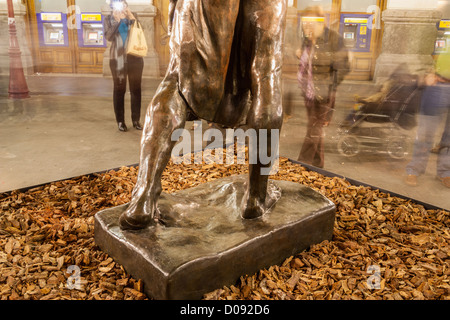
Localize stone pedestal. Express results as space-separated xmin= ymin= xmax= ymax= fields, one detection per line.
xmin=94 ymin=175 xmax=336 ymax=300
xmin=102 ymin=3 xmax=160 ymax=78
xmin=0 ymin=1 xmax=33 ymax=75
xmin=374 ymin=9 xmax=442 ymax=82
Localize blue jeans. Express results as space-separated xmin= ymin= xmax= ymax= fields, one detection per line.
xmin=406 ymin=83 xmax=450 ymax=178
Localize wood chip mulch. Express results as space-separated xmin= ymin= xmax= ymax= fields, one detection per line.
xmin=0 ymin=153 xmax=449 ymax=300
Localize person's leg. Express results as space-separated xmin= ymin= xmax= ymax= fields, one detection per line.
xmin=406 ymin=85 xmax=445 ymax=179
xmin=298 ymin=100 xmax=325 ymax=168
xmin=437 ymin=104 xmax=450 ymax=183
xmin=438 ymin=107 xmax=450 ymax=148
xmin=119 ymin=65 xmax=188 ymax=230
xmin=313 ymin=136 xmax=325 ymax=168
xmin=110 ymin=59 xmax=127 ymax=128
xmin=127 ymin=55 xmax=144 ymax=126
xmin=240 ymin=0 xmax=286 ymax=219
xmin=406 ymin=114 xmax=440 ymax=176
xmin=298 ymin=101 xmax=315 ymax=162
xmin=314 ymin=102 xmax=332 ymax=168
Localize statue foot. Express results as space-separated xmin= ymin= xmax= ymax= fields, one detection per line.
xmin=242 ymin=199 xmax=265 ymax=219
xmin=119 ymin=209 xmax=156 ymax=230
xmin=241 ymin=190 xmax=269 ymax=219
xmin=241 ymin=184 xmax=281 ymax=220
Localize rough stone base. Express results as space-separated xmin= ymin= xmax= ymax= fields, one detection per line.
xmin=94 ymin=175 xmax=336 ymax=300
xmin=373 ymin=9 xmax=441 ymax=82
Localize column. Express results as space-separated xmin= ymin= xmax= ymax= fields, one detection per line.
xmin=102 ymin=0 xmax=160 ymax=78
xmin=374 ymin=0 xmax=441 ymax=81
xmin=0 ymin=0 xmax=33 ymax=75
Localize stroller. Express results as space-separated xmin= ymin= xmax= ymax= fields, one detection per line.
xmin=335 ymin=65 xmax=421 ymax=159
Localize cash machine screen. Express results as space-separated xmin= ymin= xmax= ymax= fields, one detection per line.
xmin=343 ymin=23 xmax=357 ymax=48
xmin=436 ymin=39 xmax=446 ymax=49
xmin=344 ymin=32 xmax=355 ymax=40
xmin=43 ymin=23 xmax=65 ymax=45
xmin=49 ymin=32 xmax=60 ymax=40
xmin=88 ymin=32 xmax=99 ymax=41
xmin=82 ymin=23 xmax=104 ymax=46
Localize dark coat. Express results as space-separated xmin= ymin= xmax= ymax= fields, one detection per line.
xmin=103 ymin=12 xmax=139 ymax=62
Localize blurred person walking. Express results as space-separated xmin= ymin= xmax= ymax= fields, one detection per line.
xmin=296 ymin=6 xmax=350 ymax=168
xmin=405 ymin=50 xmax=450 ymax=188
xmin=104 ymin=0 xmax=144 ymax=132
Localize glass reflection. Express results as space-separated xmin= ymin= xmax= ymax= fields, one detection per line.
xmin=1 ymin=0 xmax=449 ymax=212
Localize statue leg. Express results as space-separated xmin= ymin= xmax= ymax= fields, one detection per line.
xmin=241 ymin=0 xmax=286 ymax=219
xmin=120 ymin=71 xmax=187 ymax=230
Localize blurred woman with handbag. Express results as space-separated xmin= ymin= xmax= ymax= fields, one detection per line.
xmin=104 ymin=0 xmax=144 ymax=132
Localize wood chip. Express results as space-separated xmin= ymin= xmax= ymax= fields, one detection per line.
xmin=0 ymin=153 xmax=448 ymax=300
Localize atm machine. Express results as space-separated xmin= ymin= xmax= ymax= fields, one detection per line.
xmin=339 ymin=14 xmax=373 ymax=52
xmin=77 ymin=13 xmax=106 ymax=48
xmin=36 ymin=12 xmax=69 ymax=47
xmin=339 ymin=13 xmax=374 ymax=80
xmin=434 ymin=19 xmax=450 ymax=55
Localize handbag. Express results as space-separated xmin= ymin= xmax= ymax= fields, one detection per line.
xmin=126 ymin=20 xmax=148 ymax=57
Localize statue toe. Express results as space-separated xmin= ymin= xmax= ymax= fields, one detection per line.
xmin=119 ymin=211 xmax=154 ymax=230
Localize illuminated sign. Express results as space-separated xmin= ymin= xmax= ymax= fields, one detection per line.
xmin=41 ymin=13 xmax=62 ymax=21
xmin=302 ymin=16 xmax=325 ymax=23
xmin=344 ymin=18 xmax=368 ymax=24
xmin=360 ymin=26 xmax=367 ymax=35
xmin=81 ymin=14 xmax=102 ymax=22
xmin=439 ymin=20 xmax=450 ymax=29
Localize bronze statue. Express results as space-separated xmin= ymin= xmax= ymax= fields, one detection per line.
xmin=119 ymin=0 xmax=287 ymax=230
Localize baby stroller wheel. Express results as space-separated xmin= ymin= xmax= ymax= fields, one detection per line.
xmin=337 ymin=135 xmax=360 ymax=157
xmin=387 ymin=136 xmax=409 ymax=159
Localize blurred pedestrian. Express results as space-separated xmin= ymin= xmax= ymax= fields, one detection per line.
xmin=104 ymin=0 xmax=144 ymax=132
xmin=296 ymin=6 xmax=350 ymax=168
xmin=405 ymin=51 xmax=450 ymax=188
